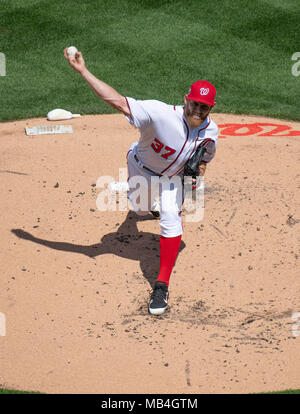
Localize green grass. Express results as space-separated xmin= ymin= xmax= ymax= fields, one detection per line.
xmin=261 ymin=389 xmax=300 ymax=394
xmin=0 ymin=388 xmax=42 ymax=394
xmin=0 ymin=0 xmax=299 ymax=122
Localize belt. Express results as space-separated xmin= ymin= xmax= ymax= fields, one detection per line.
xmin=134 ymin=154 xmax=162 ymax=176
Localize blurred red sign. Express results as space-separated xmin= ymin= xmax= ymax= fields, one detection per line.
xmin=218 ymin=123 xmax=300 ymax=138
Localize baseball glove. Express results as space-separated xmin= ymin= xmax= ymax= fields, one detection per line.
xmin=184 ymin=145 xmax=207 ymax=177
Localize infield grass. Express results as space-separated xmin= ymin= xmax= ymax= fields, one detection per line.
xmin=0 ymin=0 xmax=299 ymax=122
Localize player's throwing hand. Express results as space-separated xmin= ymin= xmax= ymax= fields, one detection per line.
xmin=64 ymin=48 xmax=86 ymax=74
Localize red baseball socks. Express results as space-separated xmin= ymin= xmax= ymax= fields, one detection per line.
xmin=156 ymin=235 xmax=182 ymax=286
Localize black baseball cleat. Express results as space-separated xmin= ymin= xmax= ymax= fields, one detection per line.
xmin=149 ymin=281 xmax=169 ymax=315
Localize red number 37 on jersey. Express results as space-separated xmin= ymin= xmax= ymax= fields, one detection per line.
xmin=151 ymin=138 xmax=176 ymax=160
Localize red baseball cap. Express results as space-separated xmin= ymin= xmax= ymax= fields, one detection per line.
xmin=187 ymin=80 xmax=216 ymax=106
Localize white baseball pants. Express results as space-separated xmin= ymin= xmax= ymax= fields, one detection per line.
xmin=126 ymin=142 xmax=183 ymax=238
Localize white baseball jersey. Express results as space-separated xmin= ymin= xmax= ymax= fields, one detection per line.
xmin=125 ymin=97 xmax=218 ymax=177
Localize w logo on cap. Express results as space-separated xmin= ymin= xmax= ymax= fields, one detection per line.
xmin=200 ymin=88 xmax=209 ymax=95
xmin=187 ymin=81 xmax=216 ymax=106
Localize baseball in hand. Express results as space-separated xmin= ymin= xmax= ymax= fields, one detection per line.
xmin=67 ymin=46 xmax=78 ymax=57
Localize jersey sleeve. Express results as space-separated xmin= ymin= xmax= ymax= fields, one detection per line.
xmin=125 ymin=97 xmax=152 ymax=129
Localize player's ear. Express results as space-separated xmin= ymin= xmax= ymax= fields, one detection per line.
xmin=184 ymin=94 xmax=188 ymax=105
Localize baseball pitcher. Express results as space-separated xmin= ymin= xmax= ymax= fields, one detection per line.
xmin=64 ymin=48 xmax=218 ymax=315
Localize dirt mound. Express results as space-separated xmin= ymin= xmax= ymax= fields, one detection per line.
xmin=0 ymin=113 xmax=299 ymax=393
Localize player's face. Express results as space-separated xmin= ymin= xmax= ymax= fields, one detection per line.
xmin=184 ymin=95 xmax=212 ymax=128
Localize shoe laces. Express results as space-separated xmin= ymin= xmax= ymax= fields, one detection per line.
xmin=152 ymin=283 xmax=168 ymax=299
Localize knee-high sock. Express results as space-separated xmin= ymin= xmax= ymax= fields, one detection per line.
xmin=156 ymin=235 xmax=182 ymax=286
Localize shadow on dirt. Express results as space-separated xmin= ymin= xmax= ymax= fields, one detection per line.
xmin=11 ymin=210 xmax=186 ymax=288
